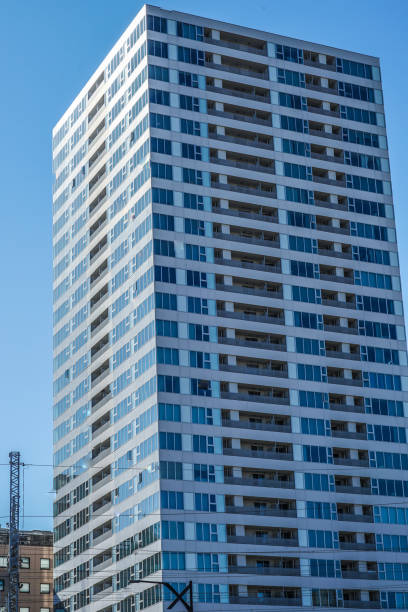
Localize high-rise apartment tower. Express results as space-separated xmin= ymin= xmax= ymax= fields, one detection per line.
xmin=52 ymin=5 xmax=408 ymax=611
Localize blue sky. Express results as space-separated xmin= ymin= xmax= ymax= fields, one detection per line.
xmin=0 ymin=0 xmax=407 ymax=531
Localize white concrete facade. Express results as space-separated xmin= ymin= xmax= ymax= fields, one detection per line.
xmin=52 ymin=5 xmax=408 ymax=611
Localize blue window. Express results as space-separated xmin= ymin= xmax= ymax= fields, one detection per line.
xmin=194 ymin=493 xmax=216 ymax=512
xmin=179 ymin=71 xmax=199 ymax=88
xmin=181 ymin=143 xmax=202 ymax=160
xmin=150 ymin=112 xmax=171 ymax=131
xmin=292 ymin=286 xmax=321 ymax=304
xmin=149 ymin=89 xmax=170 ymax=106
xmin=338 ymin=82 xmax=374 ymax=102
xmin=365 ymin=398 xmax=403 ymax=417
xmin=147 ymin=15 xmax=167 ymax=33
xmin=290 ymin=260 xmax=318 ymax=278
xmin=154 ymin=265 xmax=176 ymax=283
xmin=301 ymin=418 xmax=330 ymax=436
xmin=184 ymin=218 xmax=205 ymax=235
xmin=151 ymin=137 xmax=171 ymax=154
xmin=340 ymin=105 xmax=377 ymax=125
xmin=186 ymin=270 xmax=207 ymax=287
xmin=194 ymin=465 xmax=215 ymax=482
xmin=151 ymin=162 xmax=172 ymax=179
xmin=159 ymin=432 xmax=182 ymax=450
xmin=148 ymin=40 xmax=168 ymax=58
xmin=276 ymin=44 xmax=303 ymax=63
xmin=355 ymin=271 xmax=392 ymax=290
xmin=308 ymin=530 xmax=338 ymax=549
xmin=182 ymin=168 xmax=203 ymax=184
xmin=186 ymin=244 xmax=206 ymax=261
xmin=177 ymin=22 xmax=203 ymax=41
xmin=305 ymin=473 xmax=334 ymax=492
xmin=278 ymin=68 xmax=305 ymax=87
xmin=155 ymin=292 xmax=177 ymax=311
xmin=180 ymin=95 xmax=200 ymax=112
xmin=161 ymin=490 xmax=184 ymax=509
xmin=178 ymin=46 xmax=204 ymax=65
xmin=284 ymin=162 xmax=312 ymax=180
xmin=296 ymin=338 xmax=324 ymax=356
xmin=193 ymin=435 xmax=214 ymax=453
xmin=294 ymin=311 xmax=323 ymax=329
xmin=281 ymin=115 xmax=308 ymax=133
xmin=156 ymin=319 xmax=178 ymax=337
xmin=348 ymin=197 xmax=385 ymax=217
xmin=279 ymin=92 xmax=306 ymax=110
xmin=310 ymin=559 xmax=341 ymax=578
xmin=161 ymin=520 xmax=184 ymax=539
xmin=180 ymin=119 xmax=201 ymax=135
xmin=356 ymin=295 xmax=394 ymax=314
xmin=148 ymin=65 xmax=169 ymax=83
xmin=157 ymin=347 xmax=179 ymax=365
xmin=336 ymin=57 xmax=372 ymax=79
xmin=192 ymin=406 xmax=213 ymax=425
xmin=303 ymin=445 xmax=333 ymax=464
xmin=152 ymin=187 xmax=173 ymax=205
xmin=190 ymin=351 xmax=211 ymax=369
xmin=158 ymin=375 xmax=180 ymax=393
xmin=285 ymin=186 xmax=313 ymax=204
xmin=196 ymin=523 xmax=218 ymax=541
xmin=306 ymin=501 xmax=336 ymax=520
xmin=289 ymin=235 xmax=316 ymax=253
xmin=188 ymin=324 xmax=209 ymax=341
xmin=183 ymin=193 xmax=204 ymax=209
xmin=187 ymin=297 xmax=209 ymax=315
xmin=159 ymin=403 xmax=181 ymax=422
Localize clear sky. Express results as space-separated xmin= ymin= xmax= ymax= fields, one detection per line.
xmin=0 ymin=0 xmax=407 ymax=531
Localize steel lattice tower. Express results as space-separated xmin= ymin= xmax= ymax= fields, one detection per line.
xmin=8 ymin=452 xmax=20 ymax=612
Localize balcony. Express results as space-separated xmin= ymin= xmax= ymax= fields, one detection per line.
xmin=222 ymin=419 xmax=291 ymax=434
xmin=336 ymin=485 xmax=371 ymax=496
xmin=323 ymin=323 xmax=358 ymax=336
xmin=338 ymin=513 xmax=373 ymax=524
xmin=228 ymin=565 xmax=300 ymax=576
xmin=327 ymin=376 xmax=363 ymax=387
xmin=215 ymin=283 xmax=283 ymax=300
xmin=339 ymin=541 xmax=376 ymax=552
xmin=204 ymin=36 xmax=267 ymax=56
xmin=207 ymin=83 xmax=270 ymax=103
xmin=212 ymin=204 xmax=278 ymax=225
xmin=89 ymin=187 xmax=107 ymax=217
xmin=225 ymin=476 xmax=294 ymax=490
xmin=228 ymin=534 xmax=298 ymax=547
xmin=91 ymin=309 xmax=109 ymax=337
xmin=217 ymin=310 xmax=286 ymax=329
xmin=92 ymin=387 xmax=112 ymax=413
xmin=326 ymin=349 xmax=360 ymax=361
xmin=224 ymin=447 xmax=293 ymax=461
xmin=212 ymin=179 xmax=276 ymax=199
xmin=332 ymin=430 xmax=366 ymax=440
xmin=221 ymin=391 xmax=289 ymax=406
xmin=211 ymin=156 xmax=275 ymax=176
xmin=229 ymin=595 xmax=302 ymax=607
xmin=342 ymin=570 xmax=378 ymax=580
xmin=320 ymin=273 xmax=354 ymax=285
xmin=334 ymin=457 xmax=369 ymax=468
xmin=205 ymin=59 xmax=269 ymax=80
xmin=208 ymin=107 xmax=271 ymax=127
xmin=343 ymin=601 xmax=380 ymax=609
xmin=329 ymin=403 xmax=364 ymax=414
xmin=225 ymin=505 xmax=296 ymax=519
xmin=220 ymin=363 xmax=289 ymax=380
xmin=211 ymin=131 xmax=273 ymax=151
xmin=215 ymin=256 xmax=281 ymax=275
